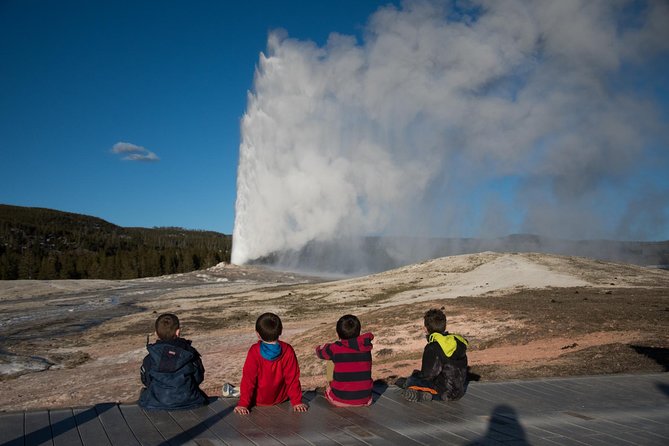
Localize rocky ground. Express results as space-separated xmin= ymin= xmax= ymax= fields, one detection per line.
xmin=0 ymin=252 xmax=667 ymax=411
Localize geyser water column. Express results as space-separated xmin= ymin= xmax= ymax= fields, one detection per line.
xmin=231 ymin=29 xmax=440 ymax=266
xmin=232 ymin=0 xmax=669 ymax=272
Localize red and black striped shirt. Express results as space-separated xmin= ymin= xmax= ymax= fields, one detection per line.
xmin=315 ymin=332 xmax=374 ymax=406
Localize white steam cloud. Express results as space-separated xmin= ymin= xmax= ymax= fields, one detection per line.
xmin=232 ymin=0 xmax=669 ymax=269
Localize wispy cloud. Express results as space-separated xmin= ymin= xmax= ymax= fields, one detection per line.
xmin=111 ymin=142 xmax=160 ymax=162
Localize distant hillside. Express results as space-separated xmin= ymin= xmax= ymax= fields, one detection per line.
xmin=253 ymin=234 xmax=669 ymax=275
xmin=0 ymin=204 xmax=231 ymax=280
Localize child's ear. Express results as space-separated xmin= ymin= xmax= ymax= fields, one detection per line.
xmin=256 ymin=331 xmax=262 ymax=340
xmin=176 ymin=328 xmax=181 ymax=337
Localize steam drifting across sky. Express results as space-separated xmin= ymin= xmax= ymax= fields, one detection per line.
xmin=232 ymin=0 xmax=669 ymax=268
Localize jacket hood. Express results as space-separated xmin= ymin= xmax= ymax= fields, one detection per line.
xmin=428 ymin=331 xmax=468 ymax=358
xmin=259 ymin=341 xmax=282 ymax=361
xmin=254 ymin=340 xmax=290 ymax=360
xmin=338 ymin=332 xmax=374 ymax=352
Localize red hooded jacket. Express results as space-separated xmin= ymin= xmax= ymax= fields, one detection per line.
xmin=238 ymin=340 xmax=303 ymax=408
xmin=315 ymin=332 xmax=374 ymax=406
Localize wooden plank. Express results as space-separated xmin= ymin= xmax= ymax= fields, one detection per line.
xmin=308 ymin=397 xmax=389 ymax=445
xmin=119 ymin=405 xmax=166 ymax=446
xmin=298 ymin=393 xmax=369 ymax=446
xmin=142 ymin=409 xmax=196 ymax=446
xmin=0 ymin=412 xmax=24 ymax=446
xmin=167 ymin=408 xmax=222 ymax=445
xmin=240 ymin=404 xmax=310 ymax=446
xmin=626 ymin=411 xmax=669 ymax=436
xmin=512 ymin=380 xmax=570 ymax=399
xmin=572 ymin=434 xmax=641 ymax=446
xmin=536 ymin=413 xmax=600 ymax=438
xmin=369 ymin=393 xmax=465 ymax=445
xmin=310 ymin=396 xmax=425 ymax=446
xmin=73 ymin=407 xmax=111 ymax=446
xmin=587 ymin=419 xmax=669 ymax=445
xmin=491 ymin=382 xmax=562 ymax=407
xmin=191 ymin=402 xmax=255 ymax=446
xmin=474 ymin=382 xmax=548 ymax=409
xmin=441 ymin=390 xmax=498 ymax=417
xmin=95 ymin=404 xmax=140 ymax=446
xmin=24 ymin=410 xmax=53 ymax=446
xmin=207 ymin=399 xmax=283 ymax=446
xmin=604 ymin=379 xmax=661 ymax=406
xmin=372 ymin=391 xmax=474 ymax=444
xmin=262 ymin=404 xmax=340 ymax=446
xmin=378 ymin=387 xmax=489 ymax=442
xmin=378 ymin=395 xmax=468 ymax=444
xmin=539 ymin=379 xmax=595 ymax=401
xmin=49 ymin=409 xmax=83 ymax=446
xmin=382 ymin=389 xmax=488 ymax=442
xmin=381 ymin=386 xmax=475 ymax=424
xmin=3 ymin=374 xmax=667 ymax=446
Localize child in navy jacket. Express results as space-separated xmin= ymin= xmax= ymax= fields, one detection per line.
xmin=139 ymin=313 xmax=207 ymax=410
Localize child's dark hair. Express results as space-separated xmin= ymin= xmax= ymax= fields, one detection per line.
xmin=424 ymin=309 xmax=447 ymax=334
xmin=336 ymin=314 xmax=361 ymax=340
xmin=155 ymin=313 xmax=180 ymax=340
xmin=256 ymin=312 xmax=283 ymax=342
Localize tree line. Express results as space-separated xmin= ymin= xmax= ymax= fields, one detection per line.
xmin=0 ymin=204 xmax=232 ymax=280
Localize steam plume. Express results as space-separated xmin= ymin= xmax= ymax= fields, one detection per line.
xmin=232 ymin=0 xmax=669 ymax=272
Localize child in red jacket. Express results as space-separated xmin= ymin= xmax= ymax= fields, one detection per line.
xmin=234 ymin=313 xmax=308 ymax=414
xmin=315 ymin=314 xmax=374 ymax=406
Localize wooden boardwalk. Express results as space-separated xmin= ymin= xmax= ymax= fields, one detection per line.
xmin=1 ymin=373 xmax=668 ymax=445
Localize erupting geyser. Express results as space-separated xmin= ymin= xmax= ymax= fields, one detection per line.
xmin=232 ymin=0 xmax=669 ymax=273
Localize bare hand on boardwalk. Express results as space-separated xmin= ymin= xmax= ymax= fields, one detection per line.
xmin=292 ymin=403 xmax=308 ymax=412
xmin=234 ymin=406 xmax=250 ymax=415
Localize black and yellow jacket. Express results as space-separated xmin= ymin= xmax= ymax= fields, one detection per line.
xmin=417 ymin=331 xmax=468 ymax=400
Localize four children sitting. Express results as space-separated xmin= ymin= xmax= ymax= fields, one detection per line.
xmin=139 ymin=308 xmax=468 ymax=411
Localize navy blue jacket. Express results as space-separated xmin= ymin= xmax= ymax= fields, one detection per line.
xmin=139 ymin=337 xmax=206 ymax=410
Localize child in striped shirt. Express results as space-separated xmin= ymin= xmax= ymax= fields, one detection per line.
xmin=315 ymin=314 xmax=374 ymax=406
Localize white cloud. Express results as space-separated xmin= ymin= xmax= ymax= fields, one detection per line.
xmin=111 ymin=142 xmax=160 ymax=162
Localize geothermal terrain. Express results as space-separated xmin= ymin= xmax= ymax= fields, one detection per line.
xmin=0 ymin=252 xmax=668 ymax=411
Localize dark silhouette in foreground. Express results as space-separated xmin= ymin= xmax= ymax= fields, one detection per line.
xmin=468 ymin=404 xmax=529 ymax=446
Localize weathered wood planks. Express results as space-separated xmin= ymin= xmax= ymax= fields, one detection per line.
xmin=1 ymin=373 xmax=668 ymax=446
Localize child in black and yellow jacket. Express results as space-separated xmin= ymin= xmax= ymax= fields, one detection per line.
xmin=402 ymin=308 xmax=468 ymax=402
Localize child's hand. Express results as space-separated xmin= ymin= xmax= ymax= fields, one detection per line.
xmin=234 ymin=406 xmax=250 ymax=415
xmin=292 ymin=403 xmax=308 ymax=412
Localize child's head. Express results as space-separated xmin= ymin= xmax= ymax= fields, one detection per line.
xmin=336 ymin=314 xmax=361 ymax=340
xmin=155 ymin=313 xmax=180 ymax=340
xmin=256 ymin=312 xmax=283 ymax=342
xmin=424 ymin=308 xmax=447 ymax=334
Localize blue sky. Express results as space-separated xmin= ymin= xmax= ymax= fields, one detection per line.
xmin=0 ymin=0 xmax=392 ymax=234
xmin=2 ymin=1 xmax=668 ymax=245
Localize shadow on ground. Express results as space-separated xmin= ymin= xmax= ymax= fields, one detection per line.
xmin=468 ymin=405 xmax=530 ymax=446
xmin=630 ymin=345 xmax=669 ymax=371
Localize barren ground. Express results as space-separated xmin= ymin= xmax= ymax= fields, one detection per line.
xmin=0 ymin=252 xmax=667 ymax=411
